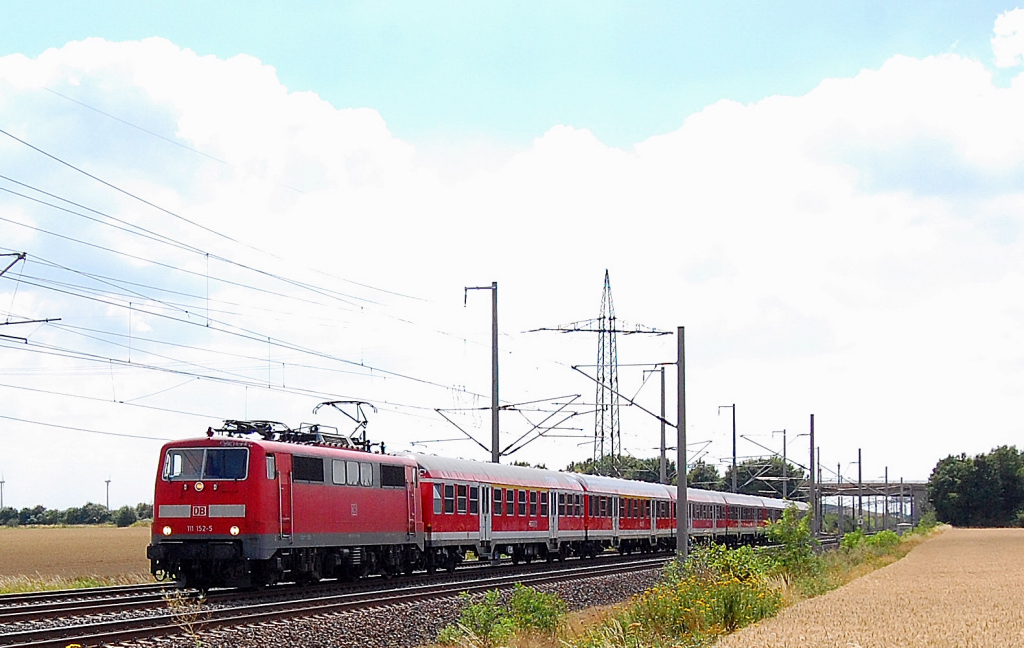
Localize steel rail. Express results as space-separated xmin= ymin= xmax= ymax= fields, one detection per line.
xmin=1 ymin=556 xmax=669 ymax=648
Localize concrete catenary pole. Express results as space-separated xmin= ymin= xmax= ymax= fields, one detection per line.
xmin=809 ymin=414 xmax=817 ymax=536
xmin=837 ymin=462 xmax=843 ymax=536
xmin=490 ymin=282 xmax=498 ymax=464
xmin=676 ymin=326 xmax=688 ymax=561
xmin=884 ymin=466 xmax=889 ymax=531
xmin=659 ymin=367 xmax=667 ymax=484
xmin=857 ymin=448 xmax=863 ymax=528
xmin=731 ymin=405 xmax=737 ymax=493
xmin=465 ymin=281 xmax=500 ymax=463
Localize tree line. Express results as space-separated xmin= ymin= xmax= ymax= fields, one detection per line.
xmin=564 ymin=455 xmax=808 ymax=499
xmin=927 ymin=445 xmax=1024 ymax=527
xmin=0 ymin=502 xmax=153 ymax=528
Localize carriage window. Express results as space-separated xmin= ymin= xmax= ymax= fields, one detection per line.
xmin=506 ymin=489 xmax=515 ymax=516
xmin=599 ymin=497 xmax=606 ymax=518
xmin=529 ymin=491 xmax=538 ymax=516
xmin=541 ymin=492 xmax=548 ymax=517
xmin=457 ymin=484 xmax=468 ymax=514
xmin=470 ymin=487 xmax=479 ymax=515
xmin=493 ymin=488 xmax=503 ymax=516
xmin=433 ymin=483 xmax=443 ymax=514
xmin=518 ymin=490 xmax=527 ymax=516
xmin=575 ymin=494 xmax=582 ymax=517
xmin=343 ymin=461 xmax=358 ymax=486
xmin=444 ymin=484 xmax=455 ymax=513
xmin=558 ymin=493 xmax=565 ymax=516
xmin=293 ymin=455 xmax=324 ymax=483
xmin=380 ymin=464 xmax=405 ymax=487
xmin=360 ymin=462 xmax=373 ymax=487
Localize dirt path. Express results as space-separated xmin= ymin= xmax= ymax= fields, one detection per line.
xmin=716 ymin=528 xmax=1024 ymax=648
xmin=0 ymin=526 xmax=151 ymax=578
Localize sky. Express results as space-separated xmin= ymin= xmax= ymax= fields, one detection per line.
xmin=2 ymin=2 xmax=1024 ymax=508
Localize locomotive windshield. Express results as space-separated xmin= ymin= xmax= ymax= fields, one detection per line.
xmin=163 ymin=448 xmax=249 ymax=481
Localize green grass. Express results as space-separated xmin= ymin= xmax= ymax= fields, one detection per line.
xmin=0 ymin=573 xmax=153 ymax=594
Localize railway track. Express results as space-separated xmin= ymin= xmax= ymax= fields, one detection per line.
xmin=0 ymin=553 xmax=670 ymax=647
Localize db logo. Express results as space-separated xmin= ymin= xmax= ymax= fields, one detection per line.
xmin=192 ymin=506 xmax=208 ymax=517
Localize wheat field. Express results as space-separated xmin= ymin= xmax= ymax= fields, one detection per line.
xmin=715 ymin=527 xmax=1024 ymax=647
xmin=0 ymin=526 xmax=151 ymax=579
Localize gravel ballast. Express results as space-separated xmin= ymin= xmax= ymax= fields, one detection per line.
xmin=119 ymin=565 xmax=662 ymax=648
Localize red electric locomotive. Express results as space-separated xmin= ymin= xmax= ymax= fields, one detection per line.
xmin=148 ymin=420 xmax=804 ymax=588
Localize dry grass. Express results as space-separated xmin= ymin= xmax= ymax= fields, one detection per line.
xmin=0 ymin=526 xmax=153 ymax=586
xmin=714 ymin=528 xmax=1024 ymax=647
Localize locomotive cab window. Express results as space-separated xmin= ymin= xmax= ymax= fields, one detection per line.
xmin=163 ymin=447 xmax=249 ymax=481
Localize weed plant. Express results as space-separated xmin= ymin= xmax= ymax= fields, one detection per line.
xmin=437 ymin=584 xmax=566 ymax=647
xmin=436 ymin=511 xmax=939 ymax=648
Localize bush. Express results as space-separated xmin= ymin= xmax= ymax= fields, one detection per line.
xmin=840 ymin=528 xmax=865 ymax=550
xmin=114 ymin=506 xmax=138 ymax=528
xmin=508 ymin=583 xmax=566 ymax=632
xmin=766 ymin=505 xmax=816 ymax=574
xmin=864 ymin=530 xmax=899 ymax=549
xmin=437 ymin=585 xmax=566 ymax=647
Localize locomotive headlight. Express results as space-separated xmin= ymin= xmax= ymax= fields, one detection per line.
xmin=162 ymin=526 xmax=172 ymax=536
xmin=194 ymin=481 xmax=205 ymax=492
xmin=229 ymin=525 xmax=240 ymax=536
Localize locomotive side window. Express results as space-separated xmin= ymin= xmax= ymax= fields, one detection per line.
xmin=346 ymin=461 xmax=360 ymax=486
xmin=293 ymin=456 xmax=324 ymax=483
xmin=433 ymin=483 xmax=442 ymax=514
xmin=493 ymin=488 xmax=503 ymax=516
xmin=380 ymin=464 xmax=405 ymax=488
xmin=444 ymin=484 xmax=455 ymax=513
xmin=360 ymin=462 xmax=373 ymax=487
xmin=469 ymin=486 xmax=479 ymax=514
xmin=266 ymin=455 xmax=276 ymax=480
xmin=457 ymin=485 xmax=468 ymax=513
xmin=332 ymin=459 xmax=345 ymax=485
xmin=505 ymin=489 xmax=515 ymax=516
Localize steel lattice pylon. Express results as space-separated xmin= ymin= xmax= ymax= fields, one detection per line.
xmin=594 ymin=269 xmax=619 ymax=461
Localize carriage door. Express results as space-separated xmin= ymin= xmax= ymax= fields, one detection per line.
xmin=275 ymin=454 xmax=293 ymax=541
xmin=613 ymin=497 xmax=620 ymax=537
xmin=479 ymin=485 xmax=492 ymax=543
xmin=548 ymin=490 xmax=558 ymax=542
xmin=405 ymin=466 xmax=418 ymax=537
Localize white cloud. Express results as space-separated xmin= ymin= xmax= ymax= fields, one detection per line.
xmin=2 ymin=38 xmax=1024 ymax=507
xmin=993 ymin=8 xmax=1024 ymax=68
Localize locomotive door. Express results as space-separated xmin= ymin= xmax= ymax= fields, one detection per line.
xmin=405 ymin=466 xmax=417 ymax=537
xmin=479 ymin=485 xmax=491 ymax=542
xmin=276 ymin=453 xmax=293 ymax=541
